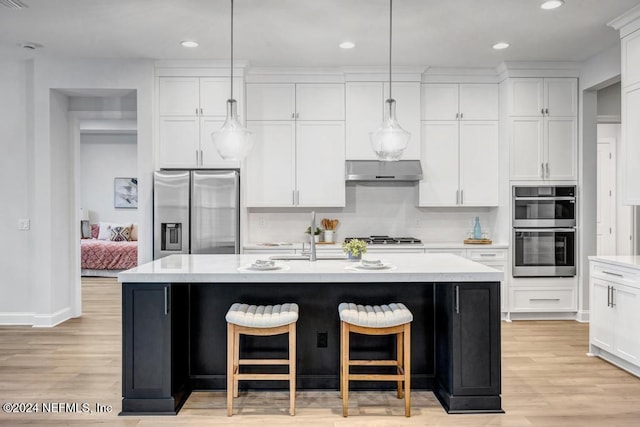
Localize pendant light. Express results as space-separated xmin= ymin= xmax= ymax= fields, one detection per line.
xmin=369 ymin=0 xmax=410 ymax=161
xmin=212 ymin=0 xmax=254 ymax=161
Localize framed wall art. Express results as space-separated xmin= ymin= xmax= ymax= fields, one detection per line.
xmin=114 ymin=177 xmax=138 ymax=209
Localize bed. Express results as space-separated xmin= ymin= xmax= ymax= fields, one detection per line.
xmin=81 ymin=223 xmax=138 ymax=277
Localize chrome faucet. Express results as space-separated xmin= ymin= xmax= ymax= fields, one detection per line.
xmin=309 ymin=211 xmax=317 ymax=261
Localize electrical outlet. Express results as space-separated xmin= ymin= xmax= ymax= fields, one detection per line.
xmin=18 ymin=218 xmax=30 ymax=230
xmin=317 ymin=332 xmax=328 ymax=348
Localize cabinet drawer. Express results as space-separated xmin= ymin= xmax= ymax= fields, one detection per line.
xmin=468 ymin=250 xmax=507 ymax=262
xmin=424 ymin=249 xmax=466 ymax=257
xmin=510 ymin=287 xmax=576 ymax=312
xmin=591 ymin=262 xmax=638 ymax=286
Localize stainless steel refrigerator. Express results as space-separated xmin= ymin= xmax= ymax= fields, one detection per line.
xmin=153 ymin=170 xmax=240 ymax=259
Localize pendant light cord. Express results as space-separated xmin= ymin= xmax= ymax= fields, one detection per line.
xmin=230 ymin=0 xmax=234 ymax=100
xmin=389 ymin=0 xmax=392 ymax=100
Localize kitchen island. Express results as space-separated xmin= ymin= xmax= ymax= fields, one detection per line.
xmin=118 ymin=253 xmax=503 ymax=415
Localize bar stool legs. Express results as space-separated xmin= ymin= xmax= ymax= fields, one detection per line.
xmin=225 ymin=303 xmax=298 ymax=417
xmin=338 ymin=302 xmax=413 ymax=417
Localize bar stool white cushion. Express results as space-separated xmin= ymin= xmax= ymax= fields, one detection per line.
xmin=226 ymin=303 xmax=299 ymax=328
xmin=338 ymin=303 xmax=413 ymax=328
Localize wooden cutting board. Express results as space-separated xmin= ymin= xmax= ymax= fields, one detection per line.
xmin=463 ymin=238 xmax=493 ymax=244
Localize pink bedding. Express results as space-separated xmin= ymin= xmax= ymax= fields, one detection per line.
xmin=81 ymin=239 xmax=138 ymax=270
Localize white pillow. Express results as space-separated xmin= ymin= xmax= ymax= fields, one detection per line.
xmin=97 ymin=222 xmax=112 ymax=240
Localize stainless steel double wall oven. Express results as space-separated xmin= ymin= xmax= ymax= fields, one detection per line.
xmin=512 ymin=185 xmax=576 ymax=277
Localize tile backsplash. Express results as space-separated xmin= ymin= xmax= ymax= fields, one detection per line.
xmin=247 ymin=183 xmax=507 ymax=244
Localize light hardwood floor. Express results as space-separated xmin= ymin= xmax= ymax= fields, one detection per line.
xmin=1 ymin=277 xmax=640 ymax=426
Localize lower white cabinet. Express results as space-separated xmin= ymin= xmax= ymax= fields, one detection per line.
xmin=509 ymin=287 xmax=576 ymax=312
xmin=589 ymin=259 xmax=640 ymax=376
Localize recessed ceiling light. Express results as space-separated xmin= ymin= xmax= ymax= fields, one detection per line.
xmin=181 ymin=40 xmax=199 ymax=48
xmin=339 ymin=41 xmax=355 ymax=49
xmin=493 ymin=42 xmax=510 ymax=50
xmin=541 ymin=0 xmax=564 ymax=10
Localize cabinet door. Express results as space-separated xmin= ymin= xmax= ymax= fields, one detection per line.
xmin=345 ymin=82 xmax=383 ymax=160
xmin=158 ymin=77 xmax=199 ymax=116
xmin=422 ymin=84 xmax=458 ymax=120
xmin=419 ymin=121 xmax=459 ymax=206
xmin=459 ymin=121 xmax=499 ymax=206
xmin=296 ymin=121 xmax=345 ymax=207
xmin=384 ymin=81 xmax=421 ymax=159
xmin=509 ymin=117 xmax=544 ymax=180
xmin=296 ymin=84 xmax=345 ymax=120
xmin=623 ymin=86 xmax=640 ymax=204
xmin=200 ymin=118 xmax=241 ymax=169
xmin=545 ymin=78 xmax=577 ymax=117
xmin=158 ymin=117 xmax=199 ymax=168
xmin=246 ymin=84 xmax=295 ymax=120
xmin=123 ymin=284 xmax=171 ymax=399
xmin=590 ymin=279 xmax=615 ymax=352
xmin=459 ymin=84 xmax=499 ymax=121
xmin=613 ymin=283 xmax=640 ymax=364
xmin=545 ymin=117 xmax=576 ymax=180
xmin=623 ymin=30 xmax=640 ymax=88
xmin=508 ymin=78 xmax=544 ymax=116
xmin=453 ymin=283 xmax=501 ymax=396
xmin=200 ymin=77 xmax=244 ymax=118
xmin=245 ymin=121 xmax=296 ymax=206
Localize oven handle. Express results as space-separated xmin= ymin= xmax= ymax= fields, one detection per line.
xmin=514 ymin=228 xmax=576 ymax=233
xmin=514 ymin=196 xmax=575 ymax=201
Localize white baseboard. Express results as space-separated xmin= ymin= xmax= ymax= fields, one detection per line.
xmin=0 ymin=312 xmax=35 ymax=325
xmin=575 ymin=310 xmax=590 ymax=323
xmin=33 ymin=307 xmax=73 ymax=328
xmin=508 ymin=311 xmax=577 ymax=321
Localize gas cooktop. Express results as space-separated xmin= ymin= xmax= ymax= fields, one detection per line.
xmin=344 ymin=235 xmax=423 ymax=245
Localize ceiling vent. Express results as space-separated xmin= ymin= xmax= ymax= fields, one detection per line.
xmin=0 ymin=0 xmax=28 ymax=8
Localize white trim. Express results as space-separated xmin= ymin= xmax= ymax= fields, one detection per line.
xmin=575 ymin=310 xmax=590 ymax=323
xmin=0 ymin=312 xmax=35 ymax=325
xmin=508 ymin=312 xmax=577 ymax=321
xmin=33 ymin=306 xmax=73 ymax=328
xmin=608 ymin=4 xmax=640 ymax=36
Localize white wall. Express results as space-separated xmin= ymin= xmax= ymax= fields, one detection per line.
xmin=247 ymin=184 xmax=502 ymax=244
xmin=80 ymin=133 xmax=138 ymax=224
xmin=0 ymin=60 xmax=31 ymax=324
xmin=0 ymin=57 xmax=154 ymax=326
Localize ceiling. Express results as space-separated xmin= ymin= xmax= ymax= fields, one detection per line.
xmin=1 ymin=0 xmax=640 ymax=69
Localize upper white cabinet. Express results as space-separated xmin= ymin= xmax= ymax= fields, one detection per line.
xmin=621 ymin=29 xmax=640 ymax=204
xmin=245 ymin=83 xmax=345 ymax=207
xmin=419 ymin=121 xmax=499 ymax=207
xmin=507 ymin=78 xmax=577 ymax=181
xmin=246 ymin=83 xmax=344 ymax=121
xmin=419 ymin=83 xmax=499 ymax=207
xmin=345 ymin=81 xmax=421 ymax=160
xmin=157 ymin=77 xmax=243 ymax=168
xmin=422 ymin=84 xmax=499 ymax=121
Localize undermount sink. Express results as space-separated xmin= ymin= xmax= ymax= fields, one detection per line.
xmin=268 ymin=254 xmax=348 ymax=261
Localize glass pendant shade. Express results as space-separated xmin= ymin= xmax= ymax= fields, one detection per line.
xmin=212 ymin=99 xmax=254 ymax=161
xmin=369 ymin=98 xmax=411 ymax=161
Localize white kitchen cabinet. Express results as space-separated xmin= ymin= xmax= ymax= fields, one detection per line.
xmin=507 ymin=78 xmax=577 ymax=181
xmin=419 ymin=121 xmax=499 ymax=207
xmin=590 ymin=260 xmax=640 ymax=371
xmin=245 ymin=121 xmax=345 ymax=207
xmin=245 ymin=83 xmax=345 ymax=207
xmin=157 ymin=76 xmax=243 ymax=168
xmin=422 ymin=83 xmax=499 ymax=121
xmin=246 ymin=83 xmax=344 ymax=121
xmin=622 ymin=85 xmax=640 ymax=204
xmin=467 ymin=248 xmax=508 ymax=312
xmin=345 ymin=81 xmax=421 ymax=160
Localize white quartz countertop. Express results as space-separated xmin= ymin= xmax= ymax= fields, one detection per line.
xmin=589 ymin=255 xmax=640 ymax=270
xmin=118 ymin=253 xmax=504 ymax=283
xmin=243 ymin=242 xmax=509 ymax=250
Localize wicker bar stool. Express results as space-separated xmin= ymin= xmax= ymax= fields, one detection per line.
xmin=338 ymin=302 xmax=413 ymax=417
xmin=225 ymin=303 xmax=298 ymax=416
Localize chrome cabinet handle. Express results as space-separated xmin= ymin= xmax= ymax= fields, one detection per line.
xmin=200 ymin=150 xmax=203 ymax=165
xmin=456 ymin=112 xmax=459 ymax=119
xmin=611 ymin=286 xmax=616 ymax=308
xmin=196 ymin=108 xmax=199 ymax=115
xmin=480 ymin=253 xmax=497 ymax=257
xmin=546 ymin=163 xmax=549 ymax=178
xmin=545 ymin=108 xmax=549 ymax=115
xmin=541 ymin=108 xmax=544 ymax=115
xmin=460 ymin=112 xmax=463 ymax=119
xmin=541 ymin=163 xmax=544 ymax=178
xmin=456 ymin=189 xmax=459 ymax=205
xmin=164 ymin=287 xmax=169 ymax=315
xmin=529 ymin=298 xmax=560 ymax=301
xmin=291 ymin=113 xmax=295 ymax=119
xmin=460 ymin=189 xmax=464 ymax=205
xmin=200 ymin=107 xmax=203 ymax=115
xmin=196 ymin=150 xmax=199 ymax=165
xmin=455 ymin=285 xmax=460 ymax=314
xmin=607 ymin=285 xmax=611 ymax=307
xmin=603 ymin=271 xmax=623 ymax=277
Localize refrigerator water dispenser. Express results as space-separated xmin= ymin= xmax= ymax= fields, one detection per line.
xmin=161 ymin=223 xmax=182 ymax=251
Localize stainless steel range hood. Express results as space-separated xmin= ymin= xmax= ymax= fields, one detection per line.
xmin=345 ymin=160 xmax=423 ymax=182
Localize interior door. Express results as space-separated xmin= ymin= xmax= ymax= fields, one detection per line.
xmin=597 ymin=140 xmax=616 ymax=255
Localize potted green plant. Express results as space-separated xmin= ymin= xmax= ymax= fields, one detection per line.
xmin=305 ymin=226 xmax=322 ymax=243
xmin=342 ymin=239 xmax=368 ymax=261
